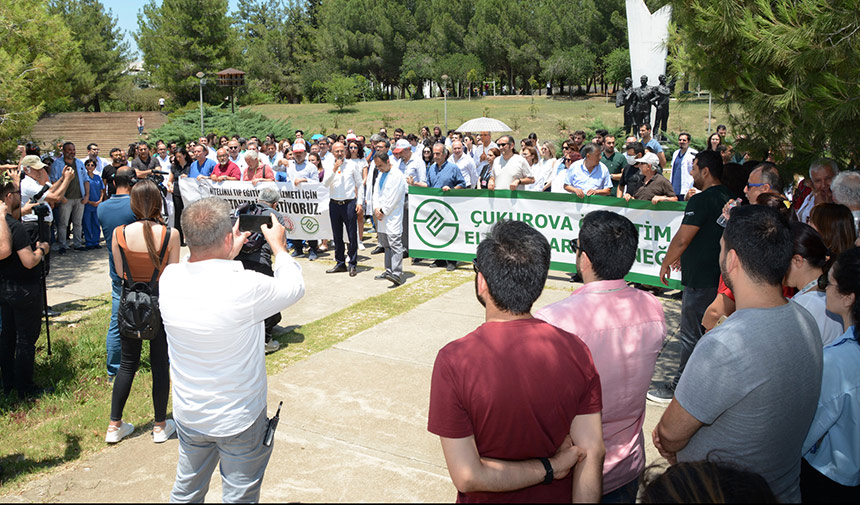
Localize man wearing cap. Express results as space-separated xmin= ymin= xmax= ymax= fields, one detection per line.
xmin=392 ymin=139 xmax=423 ymax=255
xmin=624 ymin=153 xmax=677 ymax=204
xmin=372 ymin=152 xmax=407 ymax=286
xmin=449 ymin=140 xmax=478 ymax=189
xmin=19 ymin=156 xmax=74 ymax=246
xmin=322 ymin=142 xmax=364 ymax=277
xmin=284 ymin=142 xmax=321 ymax=261
xmin=563 ymin=144 xmax=612 ymax=198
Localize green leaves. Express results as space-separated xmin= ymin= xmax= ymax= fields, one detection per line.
xmin=149 ymin=106 xmax=293 ymax=146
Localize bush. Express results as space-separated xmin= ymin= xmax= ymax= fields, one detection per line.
xmin=323 ymin=75 xmax=360 ymax=112
xmin=149 ymin=106 xmax=293 ymax=145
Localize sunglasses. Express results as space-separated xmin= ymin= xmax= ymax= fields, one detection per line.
xmin=570 ymin=238 xmax=584 ymax=255
xmin=472 ymin=258 xmax=480 ymax=273
xmin=497 ymin=142 xmax=509 ymax=147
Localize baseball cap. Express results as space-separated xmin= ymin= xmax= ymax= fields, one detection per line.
xmin=292 ymin=142 xmax=306 ymax=152
xmin=21 ymin=155 xmax=47 ymax=170
xmin=345 ymin=133 xmax=357 ymax=141
xmin=634 ymin=152 xmax=659 ymax=166
xmin=393 ymin=139 xmax=411 ymax=153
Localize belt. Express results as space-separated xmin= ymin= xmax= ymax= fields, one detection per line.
xmin=331 ymin=198 xmax=355 ymax=205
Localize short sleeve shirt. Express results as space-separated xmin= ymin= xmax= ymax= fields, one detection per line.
xmin=645 ymin=138 xmax=663 ymax=154
xmin=428 ymin=318 xmax=602 ymax=503
xmin=619 ymin=164 xmax=644 ymax=196
xmin=680 ymin=184 xmax=731 ymax=287
xmin=633 ymin=174 xmax=675 ymax=201
xmin=492 ymin=154 xmax=532 ymax=190
xmin=20 ymin=176 xmax=53 ymax=223
xmin=0 ymin=215 xmax=39 ymax=282
xmin=565 ymin=160 xmax=612 ymax=191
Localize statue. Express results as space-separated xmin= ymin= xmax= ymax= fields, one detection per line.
xmin=615 ymin=77 xmax=635 ymax=136
xmin=631 ymin=75 xmax=655 ymax=131
xmin=651 ymin=74 xmax=675 ymax=141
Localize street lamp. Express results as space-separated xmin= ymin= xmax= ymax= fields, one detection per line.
xmin=442 ymin=74 xmax=449 ymax=132
xmin=196 ymin=71 xmax=206 ymax=136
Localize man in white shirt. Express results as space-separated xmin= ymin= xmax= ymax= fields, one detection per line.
xmin=226 ymin=139 xmax=246 ymax=177
xmin=154 ymin=142 xmax=172 ymax=171
xmin=449 ymin=140 xmax=478 ymax=188
xmin=317 ymin=137 xmax=334 ymax=166
xmin=488 ymin=135 xmax=534 ymax=191
xmin=323 ymin=142 xmax=364 ymax=276
xmin=79 ymin=143 xmax=109 ymax=176
xmin=160 ymin=197 xmax=305 ymax=503
xmin=372 ymin=152 xmax=407 ymax=286
xmin=797 ymin=158 xmax=839 ymax=223
xmin=476 ymin=131 xmax=498 ymax=166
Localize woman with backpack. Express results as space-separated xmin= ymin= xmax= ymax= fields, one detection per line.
xmin=105 ymin=179 xmax=180 ymax=444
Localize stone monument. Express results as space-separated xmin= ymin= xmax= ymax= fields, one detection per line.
xmin=616 ymin=77 xmax=635 ymax=136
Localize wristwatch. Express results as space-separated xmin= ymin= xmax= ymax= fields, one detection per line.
xmin=538 ymin=457 xmax=553 ymax=485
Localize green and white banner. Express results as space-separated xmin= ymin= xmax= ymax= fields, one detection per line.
xmin=408 ymin=187 xmax=687 ymax=289
xmin=179 ymin=178 xmax=332 ymax=240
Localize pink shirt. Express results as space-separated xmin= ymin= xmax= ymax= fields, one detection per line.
xmin=535 ymin=279 xmax=666 ymax=493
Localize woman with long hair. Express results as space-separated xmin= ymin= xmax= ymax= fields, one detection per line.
xmin=166 ymin=146 xmax=190 ymax=244
xmin=801 ymin=247 xmax=860 ymax=500
xmin=478 ymin=148 xmax=500 ymax=189
xmin=785 ymin=222 xmax=844 ymax=345
xmin=705 ymin=132 xmax=722 ymax=152
xmin=105 ymin=179 xmax=180 ymax=444
xmin=421 ymin=145 xmax=433 ymax=167
xmin=346 ymin=139 xmax=369 ymax=248
xmin=810 ymin=203 xmax=857 ymax=258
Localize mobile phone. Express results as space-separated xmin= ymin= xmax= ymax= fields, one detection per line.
xmin=238 ymin=214 xmax=271 ymax=233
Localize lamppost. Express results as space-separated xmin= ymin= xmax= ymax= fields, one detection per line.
xmin=196 ymin=71 xmax=206 ymax=136
xmin=442 ymin=74 xmax=449 ymax=132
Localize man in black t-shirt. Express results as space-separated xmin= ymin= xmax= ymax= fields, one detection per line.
xmin=0 ymin=182 xmax=51 ymax=398
xmin=101 ymin=148 xmax=125 ymax=198
xmin=130 ymin=142 xmax=159 ymax=179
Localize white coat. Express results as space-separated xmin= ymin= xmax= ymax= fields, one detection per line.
xmin=372 ymin=167 xmax=407 ymax=236
xmin=669 ymin=147 xmax=698 ymax=196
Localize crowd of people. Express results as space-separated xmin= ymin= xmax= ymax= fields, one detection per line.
xmin=1 ymin=120 xmax=859 ymax=502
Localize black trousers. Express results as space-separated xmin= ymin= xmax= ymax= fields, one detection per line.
xmin=801 ymin=458 xmax=860 ymax=503
xmin=109 ymin=326 xmax=170 ymax=422
xmin=329 ymin=199 xmax=358 ymax=267
xmin=173 ymin=194 xmax=184 ymax=243
xmin=0 ymin=279 xmax=44 ymax=395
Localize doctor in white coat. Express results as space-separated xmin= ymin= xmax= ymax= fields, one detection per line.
xmin=371 ymin=152 xmax=407 ymax=286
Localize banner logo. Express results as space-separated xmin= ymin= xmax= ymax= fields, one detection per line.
xmin=300 ymin=216 xmax=320 ymax=234
xmin=413 ymin=199 xmax=459 ymax=248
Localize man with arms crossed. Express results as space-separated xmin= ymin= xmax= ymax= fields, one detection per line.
xmin=536 ymin=211 xmax=665 ymax=502
xmin=653 ymin=206 xmax=823 ymax=503
xmin=428 ymin=220 xmax=605 ymax=502
xmin=160 ymin=198 xmax=305 ymax=502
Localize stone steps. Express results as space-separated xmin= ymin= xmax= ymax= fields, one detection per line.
xmin=30 ymin=111 xmax=169 ymax=153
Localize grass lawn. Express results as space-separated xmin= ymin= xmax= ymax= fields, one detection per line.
xmin=250 ymin=94 xmax=732 ymax=147
xmin=0 ymin=268 xmax=470 ymax=494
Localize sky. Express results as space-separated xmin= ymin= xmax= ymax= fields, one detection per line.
xmin=102 ymin=0 xmax=241 ymax=58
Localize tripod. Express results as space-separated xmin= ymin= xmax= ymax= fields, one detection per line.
xmin=35 ymin=209 xmax=52 ymax=356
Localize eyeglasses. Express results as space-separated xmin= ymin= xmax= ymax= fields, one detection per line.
xmin=746 ymin=182 xmax=766 ymax=188
xmin=817 ymin=273 xmax=830 ymax=291
xmin=228 ymin=146 xmax=239 ymax=150
xmin=497 ymin=142 xmax=509 ymax=147
xmin=570 ymin=238 xmax=585 ymax=255
xmin=472 ymin=258 xmax=480 ymax=273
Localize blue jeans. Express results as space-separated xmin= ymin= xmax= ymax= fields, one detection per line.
xmin=602 ymin=477 xmax=638 ymax=503
xmin=170 ymin=409 xmax=273 ymax=503
xmin=106 ymin=278 xmax=122 ymax=377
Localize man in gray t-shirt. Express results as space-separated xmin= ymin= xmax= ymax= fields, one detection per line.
xmin=653 ymin=206 xmax=823 ymax=503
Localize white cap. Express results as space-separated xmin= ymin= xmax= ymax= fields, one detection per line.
xmin=345 ymin=133 xmax=357 ymax=141
xmin=393 ymin=139 xmax=411 ymax=153
xmin=292 ymin=142 xmax=306 ymax=152
xmin=633 ymin=152 xmax=659 ymax=166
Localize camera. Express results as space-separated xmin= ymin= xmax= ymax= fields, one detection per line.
xmin=32 ymin=203 xmax=50 ymax=219
xmin=130 ymin=170 xmax=169 ymax=197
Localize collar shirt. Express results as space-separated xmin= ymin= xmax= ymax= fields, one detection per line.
xmin=231 ymin=154 xmax=248 ymax=178
xmin=78 ymin=156 xmax=109 ymax=176
xmin=188 ymin=158 xmax=217 ymax=178
xmin=321 ymin=152 xmax=334 ymax=165
xmin=450 ymin=153 xmax=478 ymax=188
xmin=797 ymin=194 xmax=816 ymax=224
xmin=670 ymin=147 xmax=698 ymax=197
xmin=427 ymin=160 xmax=466 ymax=189
xmin=288 ymin=159 xmax=317 ymax=183
xmin=403 ymin=157 xmax=427 ymax=185
xmin=565 ymin=159 xmax=612 ymax=191
xmin=323 ymin=157 xmax=365 ymax=204
xmin=160 ymin=254 xmax=305 ymax=437
xmin=49 ymin=157 xmax=87 ymax=195
xmin=155 ymin=154 xmax=172 ymax=171
xmin=205 ymin=147 xmax=218 ymax=161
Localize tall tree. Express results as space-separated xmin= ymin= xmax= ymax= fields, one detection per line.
xmin=668 ymin=0 xmax=860 ymax=170
xmin=0 ymin=0 xmax=80 ymax=157
xmin=135 ymin=0 xmax=237 ymax=105
xmin=47 ymin=0 xmax=129 ymax=112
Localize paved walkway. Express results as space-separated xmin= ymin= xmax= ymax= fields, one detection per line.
xmin=6 ymin=239 xmax=681 ymax=502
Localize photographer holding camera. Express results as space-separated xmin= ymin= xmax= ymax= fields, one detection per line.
xmin=159 ymin=197 xmax=304 ymax=502
xmin=0 ymin=180 xmax=51 ymax=399
xmin=19 ymin=156 xmax=74 ymax=246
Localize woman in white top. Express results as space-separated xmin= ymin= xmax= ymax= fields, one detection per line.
xmin=531 ymin=141 xmax=557 ymax=192
xmin=346 ymin=139 xmax=369 ymax=249
xmin=522 ymin=146 xmax=544 ymax=191
xmin=785 ymin=222 xmax=844 ymax=345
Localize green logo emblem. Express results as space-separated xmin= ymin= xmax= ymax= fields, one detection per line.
xmin=413 ymin=199 xmax=459 ymax=248
xmin=300 ymin=216 xmax=320 ymax=234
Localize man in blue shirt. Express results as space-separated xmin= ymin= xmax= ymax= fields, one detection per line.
xmin=97 ymin=167 xmax=137 ymax=380
xmin=639 ymin=124 xmax=666 ymax=170
xmin=563 ymin=144 xmax=612 ymax=197
xmin=50 ymin=142 xmax=88 ymax=252
xmin=416 ymin=143 xmax=464 ymax=270
xmin=188 ymin=145 xmax=216 ymax=179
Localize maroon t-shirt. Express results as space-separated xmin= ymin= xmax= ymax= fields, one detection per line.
xmin=428 ymin=318 xmax=602 ymax=503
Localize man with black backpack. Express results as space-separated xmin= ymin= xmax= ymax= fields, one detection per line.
xmin=233 ymin=187 xmax=287 ymax=353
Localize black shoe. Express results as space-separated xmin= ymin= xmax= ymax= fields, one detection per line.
xmin=349 ymin=266 xmax=357 ymax=277
xmin=326 ymin=264 xmax=347 ymax=274
xmin=46 ymin=308 xmax=61 ymax=318
xmin=431 ymin=259 xmax=445 ymax=268
xmin=291 ymin=249 xmax=304 ymax=258
xmin=402 ymin=251 xmax=409 ymax=259
xmin=74 ymin=246 xmax=87 ymax=251
xmin=646 ymin=384 xmax=675 ymax=405
xmin=58 ymin=247 xmax=67 ymax=255
xmin=385 ymin=273 xmax=404 ymax=286
xmin=446 ymin=261 xmax=457 ymax=271
xmin=374 ymin=273 xmax=388 ymax=280
xmin=370 ymin=246 xmax=384 ymax=255
xmin=411 ymin=258 xmax=421 ymax=265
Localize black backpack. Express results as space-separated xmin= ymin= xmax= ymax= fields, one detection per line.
xmin=117 ymin=225 xmax=171 ymax=340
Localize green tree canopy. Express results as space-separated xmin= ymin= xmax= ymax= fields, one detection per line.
xmin=135 ymin=0 xmax=237 ymax=104
xmin=323 ymin=75 xmax=360 ymax=111
xmin=668 ymin=0 xmax=860 ymax=170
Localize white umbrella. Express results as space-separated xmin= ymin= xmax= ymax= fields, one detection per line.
xmin=456 ymin=117 xmax=512 ymax=133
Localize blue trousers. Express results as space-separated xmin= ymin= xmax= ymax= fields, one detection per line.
xmin=106 ymin=278 xmax=122 ymax=377
xmin=83 ymin=205 xmax=101 ymax=247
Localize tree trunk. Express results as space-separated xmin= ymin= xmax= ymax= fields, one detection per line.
xmin=93 ymin=93 xmax=101 ymax=112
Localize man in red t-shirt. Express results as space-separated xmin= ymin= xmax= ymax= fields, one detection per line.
xmin=210 ymin=148 xmax=241 ymax=182
xmin=427 ymin=220 xmax=605 ymax=503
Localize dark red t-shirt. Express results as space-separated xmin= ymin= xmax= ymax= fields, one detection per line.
xmin=211 ymin=160 xmax=241 ymax=179
xmin=428 ymin=318 xmax=602 ymax=503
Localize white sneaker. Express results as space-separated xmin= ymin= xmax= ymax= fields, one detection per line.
xmin=265 ymin=339 xmax=280 ymax=353
xmin=105 ymin=422 xmax=134 ymax=443
xmin=152 ymin=419 xmax=176 ymax=443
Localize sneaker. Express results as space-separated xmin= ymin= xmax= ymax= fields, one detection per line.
xmin=374 ymin=273 xmax=388 ymax=280
xmin=152 ymin=419 xmax=176 ymax=443
xmin=105 ymin=422 xmax=134 ymax=443
xmin=308 ymin=250 xmax=319 ymax=261
xmin=265 ymin=339 xmax=280 ymax=353
xmin=646 ymin=385 xmax=675 ymax=404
